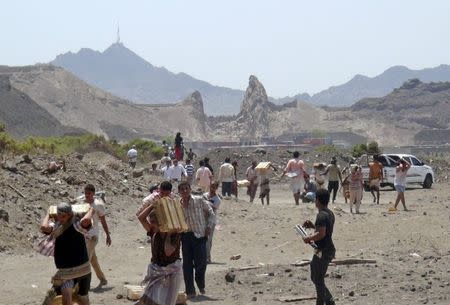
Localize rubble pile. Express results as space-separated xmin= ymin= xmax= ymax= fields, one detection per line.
xmin=0 ymin=152 xmax=160 ymax=253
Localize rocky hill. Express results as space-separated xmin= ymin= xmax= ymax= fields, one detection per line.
xmin=52 ymin=43 xmax=244 ymax=116
xmin=0 ymin=73 xmax=85 ymax=138
xmin=209 ymin=75 xmax=326 ymax=139
xmin=351 ymin=78 xmax=450 ymax=130
xmin=2 ymin=65 xmax=208 ymax=141
xmin=283 ymin=65 xmax=450 ymax=107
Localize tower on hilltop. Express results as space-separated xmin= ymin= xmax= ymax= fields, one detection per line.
xmin=116 ymin=23 xmax=121 ymax=44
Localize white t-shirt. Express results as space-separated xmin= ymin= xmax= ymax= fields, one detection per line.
xmin=169 ymin=164 xmax=187 ymax=181
xmin=161 ymin=165 xmax=171 ymax=180
xmin=127 ymin=149 xmax=137 ymax=162
xmin=86 ymin=198 xmax=106 ymax=238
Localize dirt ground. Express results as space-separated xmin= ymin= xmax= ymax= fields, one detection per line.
xmin=1 ymin=177 xmax=449 ymax=305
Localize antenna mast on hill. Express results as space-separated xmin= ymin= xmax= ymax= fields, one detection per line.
xmin=116 ymin=23 xmax=121 ymax=44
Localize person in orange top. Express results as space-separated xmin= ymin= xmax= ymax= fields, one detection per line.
xmin=283 ymin=151 xmax=306 ymax=205
xmin=368 ymin=155 xmax=383 ymax=204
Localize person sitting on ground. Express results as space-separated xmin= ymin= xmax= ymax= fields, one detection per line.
xmin=42 ymin=160 xmax=66 ymax=175
xmin=136 ymin=181 xmax=182 ymax=305
xmin=40 ymin=202 xmax=94 ymax=305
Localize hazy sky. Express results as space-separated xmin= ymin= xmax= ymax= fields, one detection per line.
xmin=2 ymin=0 xmax=450 ymax=97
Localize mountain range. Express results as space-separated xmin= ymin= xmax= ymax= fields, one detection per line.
xmin=3 ymin=62 xmax=450 ymax=146
xmin=302 ymin=64 xmax=450 ymax=107
xmin=52 ymin=43 xmax=243 ymax=116
xmin=51 ymin=43 xmax=450 ymax=114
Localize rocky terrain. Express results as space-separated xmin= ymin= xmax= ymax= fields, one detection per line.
xmin=0 ymin=148 xmax=449 ymax=305
xmin=52 ymin=43 xmax=244 ymax=116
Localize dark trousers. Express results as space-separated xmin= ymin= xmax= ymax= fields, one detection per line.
xmin=181 ymin=232 xmax=207 ymax=295
xmin=328 ymin=181 xmax=339 ymax=202
xmin=222 ymin=182 xmax=232 ymax=197
xmin=310 ymin=254 xmax=334 ymax=305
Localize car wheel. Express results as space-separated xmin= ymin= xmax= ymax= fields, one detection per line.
xmin=423 ymin=174 xmax=432 ymax=189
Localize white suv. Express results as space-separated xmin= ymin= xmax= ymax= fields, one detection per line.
xmin=360 ymin=154 xmax=434 ymax=189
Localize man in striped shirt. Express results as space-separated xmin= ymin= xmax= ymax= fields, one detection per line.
xmin=178 ymin=181 xmax=215 ymax=299
xmin=184 ymin=159 xmax=195 ymax=186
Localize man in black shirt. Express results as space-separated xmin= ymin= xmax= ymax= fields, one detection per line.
xmin=41 ymin=202 xmax=94 ymax=305
xmin=302 ymin=189 xmax=336 ymax=305
xmin=204 ymin=157 xmax=214 ymax=176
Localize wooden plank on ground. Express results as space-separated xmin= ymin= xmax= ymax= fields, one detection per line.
xmin=233 ymin=266 xmax=262 ymax=271
xmin=278 ymin=295 xmax=316 ymax=302
xmin=331 ymin=258 xmax=376 ymax=265
xmin=292 ymin=258 xmax=376 ymax=267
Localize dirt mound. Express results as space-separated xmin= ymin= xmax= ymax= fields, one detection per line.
xmin=0 ymin=151 xmax=162 ymax=254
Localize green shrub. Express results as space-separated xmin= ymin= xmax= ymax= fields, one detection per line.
xmin=314 ymin=144 xmax=339 ymax=155
xmin=0 ymin=132 xmax=163 ymax=161
xmin=351 ymin=143 xmax=368 ymax=158
xmin=367 ymin=141 xmax=381 ymax=154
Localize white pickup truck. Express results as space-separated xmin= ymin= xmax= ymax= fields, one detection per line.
xmin=359 ymin=154 xmax=434 ymax=189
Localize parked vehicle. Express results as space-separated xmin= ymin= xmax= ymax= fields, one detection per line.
xmin=359 ymin=154 xmax=434 ymax=189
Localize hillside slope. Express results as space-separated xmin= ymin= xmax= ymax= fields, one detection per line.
xmin=0 ymin=73 xmax=84 ymax=137
xmin=3 ymin=65 xmax=208 ymax=141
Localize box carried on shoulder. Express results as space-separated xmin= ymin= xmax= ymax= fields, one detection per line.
xmin=48 ymin=203 xmax=91 ymax=218
xmin=154 ymin=197 xmax=189 ymax=233
xmin=256 ymin=162 xmax=272 ymax=174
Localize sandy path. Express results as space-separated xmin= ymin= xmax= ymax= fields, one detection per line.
xmin=1 ymin=183 xmax=449 ymax=305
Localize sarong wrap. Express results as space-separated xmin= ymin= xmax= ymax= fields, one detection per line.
xmin=139 ymin=260 xmax=182 ymax=305
xmin=52 ymin=261 xmax=91 ymax=287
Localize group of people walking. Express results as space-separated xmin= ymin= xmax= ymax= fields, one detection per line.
xmin=42 ymin=136 xmax=414 ymax=305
